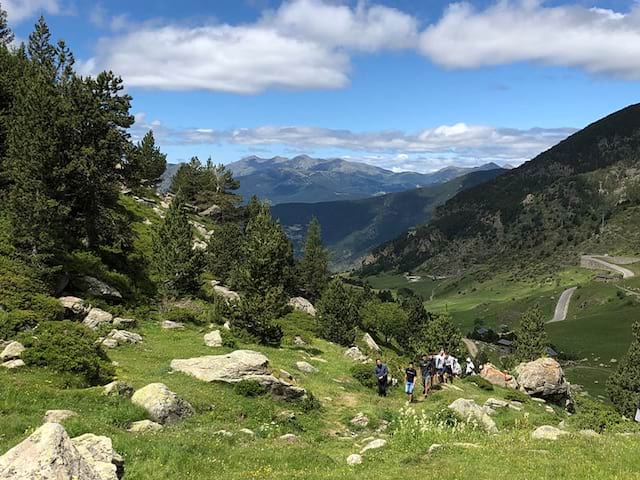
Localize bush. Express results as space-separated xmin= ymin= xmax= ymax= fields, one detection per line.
xmin=20 ymin=321 xmax=114 ymax=387
xmin=350 ymin=363 xmax=376 ymax=389
xmin=504 ymin=390 xmax=530 ymax=403
xmin=220 ymin=329 xmax=237 ymax=348
xmin=464 ymin=375 xmax=494 ymax=391
xmin=234 ymin=379 xmax=268 ymax=397
xmin=571 ymin=397 xmax=625 ymax=433
xmin=0 ymin=310 xmax=39 ymax=340
xmin=432 ymin=407 xmax=462 ymax=428
xmin=300 ymin=391 xmax=322 ymax=412
xmin=163 ymin=308 xmax=201 ymax=325
xmin=230 ymin=289 xmax=286 ymax=347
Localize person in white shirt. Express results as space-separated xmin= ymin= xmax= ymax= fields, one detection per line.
xmin=443 ymin=352 xmax=454 ymax=383
xmin=451 ymin=357 xmax=462 ymax=377
xmin=434 ymin=350 xmax=445 ymax=384
xmin=465 ymin=357 xmax=476 ymax=376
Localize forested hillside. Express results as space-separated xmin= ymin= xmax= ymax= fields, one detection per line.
xmin=363 ymin=104 xmax=640 ymax=275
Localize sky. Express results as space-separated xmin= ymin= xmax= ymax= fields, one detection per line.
xmin=4 ymin=0 xmax=640 ymax=172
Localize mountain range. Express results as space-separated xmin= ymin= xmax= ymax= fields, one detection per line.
xmin=272 ymin=167 xmax=506 ymax=270
xmin=362 ymin=103 xmax=640 ymax=276
xmin=161 ymin=155 xmax=508 ymax=205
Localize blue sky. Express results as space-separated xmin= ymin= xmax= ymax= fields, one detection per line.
xmin=4 ymin=0 xmax=640 ymax=172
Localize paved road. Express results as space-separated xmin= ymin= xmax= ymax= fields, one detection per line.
xmin=581 ymin=255 xmax=636 ymax=279
xmin=548 ymin=286 xmax=577 ymax=323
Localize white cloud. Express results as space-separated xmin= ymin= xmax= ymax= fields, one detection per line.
xmin=420 ymin=1 xmax=640 ymax=79
xmin=80 ymin=0 xmax=418 ymax=94
xmin=3 ymin=0 xmax=61 ymax=22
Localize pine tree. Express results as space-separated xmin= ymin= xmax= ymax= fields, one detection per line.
xmin=151 ymin=194 xmax=203 ymax=298
xmin=607 ymin=321 xmax=640 ymax=417
xmin=231 ymin=287 xmax=286 ymax=346
xmin=397 ymin=296 xmax=431 ymax=350
xmin=206 ymin=221 xmax=243 ymax=284
xmin=297 ymin=217 xmax=329 ymax=301
xmin=231 ymin=202 xmax=294 ymax=295
xmin=127 ymin=130 xmax=167 ymax=186
xmin=513 ymin=305 xmax=548 ymax=362
xmin=0 ymin=2 xmax=14 ymax=46
xmin=316 ymin=279 xmax=360 ymax=345
xmin=410 ymin=313 xmax=462 ymax=357
xmin=28 ymin=17 xmax=55 ymax=74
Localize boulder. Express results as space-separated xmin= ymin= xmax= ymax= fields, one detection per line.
xmin=131 ymin=383 xmax=194 ymax=425
xmin=170 ymin=350 xmax=305 ymax=401
xmin=515 ymin=357 xmax=571 ymax=403
xmin=204 ymin=330 xmax=223 ymax=347
xmin=484 ymin=398 xmax=509 ymax=409
xmin=44 ymin=410 xmax=77 ymax=423
xmin=350 ymin=412 xmax=369 ymax=428
xmin=161 ymin=320 xmax=184 ymax=330
xmin=0 ymin=422 xmax=122 ymax=480
xmin=295 ymin=361 xmax=318 ymax=374
xmin=0 ymin=341 xmax=24 ymax=362
xmin=344 ymin=346 xmax=368 ymax=362
xmin=448 ymin=398 xmax=498 ymax=434
xmin=101 ymin=338 xmax=119 ymax=349
xmin=210 ymin=281 xmax=240 ymax=303
xmin=279 ymin=433 xmax=298 ymax=444
xmin=72 ymin=433 xmax=124 ymax=480
xmin=112 ymin=317 xmax=136 ymax=329
xmin=107 ymin=330 xmax=142 ymax=345
xmin=361 ymin=438 xmax=387 ymax=453
xmin=77 ymin=276 xmax=122 ymax=301
xmin=347 ymin=454 xmax=363 ymax=465
xmin=531 ymin=425 xmax=569 ymax=440
xmin=59 ymin=296 xmax=91 ymax=317
xmin=127 ymin=420 xmax=163 ymax=433
xmin=480 ymin=363 xmax=517 ymax=389
xmin=83 ymin=308 xmax=113 ymax=330
xmin=1 ymin=359 xmax=25 ymax=369
xmin=362 ymin=333 xmax=380 ymax=353
xmin=288 ymin=297 xmax=316 ymax=316
xmin=103 ymin=381 xmax=134 ymax=398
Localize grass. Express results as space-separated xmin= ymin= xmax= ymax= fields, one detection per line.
xmin=2 ymin=319 xmax=640 ymax=479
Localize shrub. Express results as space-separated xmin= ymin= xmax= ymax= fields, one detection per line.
xmin=607 ymin=321 xmax=640 ymax=417
xmin=230 ymin=288 xmax=286 ymax=347
xmin=300 ymin=391 xmax=322 ymax=412
xmin=163 ymin=308 xmax=201 ymax=325
xmin=571 ymin=397 xmax=624 ymax=433
xmin=234 ymin=379 xmax=268 ymax=397
xmin=0 ymin=310 xmax=39 ymax=340
xmin=20 ymin=321 xmax=114 ymax=387
xmin=350 ymin=363 xmax=376 ymax=389
xmin=504 ymin=390 xmax=530 ymax=403
xmin=464 ymin=375 xmax=494 ymax=391
xmin=220 ymin=329 xmax=237 ymax=348
xmin=432 ymin=407 xmax=463 ymax=428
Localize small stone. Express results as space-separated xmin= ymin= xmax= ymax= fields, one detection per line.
xmin=531 ymin=425 xmax=570 ymax=440
xmin=44 ymin=409 xmax=78 ymax=423
xmin=213 ymin=430 xmax=233 ymax=437
xmin=127 ymin=420 xmax=163 ymax=433
xmin=350 ymin=412 xmax=369 ymax=428
xmin=293 ymin=336 xmax=307 ymax=346
xmin=204 ymin=330 xmax=223 ymax=347
xmin=579 ymin=429 xmax=600 ymax=438
xmin=545 ymin=406 xmax=555 ymax=414
xmin=279 ymin=433 xmax=298 ymax=443
xmin=484 ymin=398 xmax=508 ymax=409
xmin=239 ymin=428 xmax=255 ymax=436
xmin=347 ymin=454 xmax=363 ymax=465
xmin=0 ymin=341 xmax=25 ymax=361
xmin=1 ymin=359 xmax=25 ymax=369
xmin=427 ymin=444 xmax=443 ymax=455
xmin=295 ymin=361 xmax=318 ymax=373
xmin=344 ymin=346 xmax=368 ymax=362
xmin=361 ymin=438 xmax=386 ymax=453
xmin=103 ymin=381 xmax=134 ymax=398
xmin=101 ymin=338 xmax=119 ymax=349
xmin=113 ymin=317 xmax=137 ymax=328
xmin=531 ymin=398 xmax=547 ymax=404
xmin=161 ymin=320 xmax=184 ymax=330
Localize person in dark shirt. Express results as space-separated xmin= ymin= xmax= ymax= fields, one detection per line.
xmin=418 ymin=354 xmax=435 ymax=396
xmin=374 ymin=359 xmax=388 ymax=397
xmin=405 ymin=362 xmax=418 ymax=403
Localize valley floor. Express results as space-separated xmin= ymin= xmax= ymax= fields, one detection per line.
xmin=2 ymin=323 xmax=640 ymax=479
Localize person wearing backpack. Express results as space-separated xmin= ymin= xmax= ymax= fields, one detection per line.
xmin=374 ymin=359 xmax=389 ymax=397
xmin=405 ymin=361 xmax=418 ymax=403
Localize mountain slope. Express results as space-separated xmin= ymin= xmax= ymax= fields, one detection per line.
xmin=363 ymin=104 xmax=640 ymax=275
xmin=272 ymin=168 xmax=506 ymax=269
xmin=227 ymin=155 xmax=505 ymax=204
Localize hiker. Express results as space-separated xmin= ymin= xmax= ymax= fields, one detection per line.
xmin=374 ymin=359 xmax=389 ymax=397
xmin=419 ymin=354 xmax=434 ymax=395
xmin=405 ymin=361 xmax=418 ymax=403
xmin=451 ymin=356 xmax=462 ymax=379
xmin=443 ymin=352 xmax=454 ymax=383
xmin=636 ymin=398 xmax=640 ymax=423
xmin=435 ymin=350 xmax=445 ymax=384
xmin=465 ymin=357 xmax=476 ymax=376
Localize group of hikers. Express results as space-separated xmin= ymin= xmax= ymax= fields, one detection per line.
xmin=374 ymin=351 xmax=476 ymax=402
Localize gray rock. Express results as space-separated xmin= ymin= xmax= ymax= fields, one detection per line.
xmin=0 ymin=341 xmax=24 ymax=362
xmin=103 ymin=381 xmax=134 ymax=398
xmin=515 ymin=357 xmax=571 ymax=403
xmin=213 ymin=430 xmax=233 ymax=437
xmin=239 ymin=428 xmax=255 ymax=437
xmin=350 ymin=412 xmax=369 ymax=428
xmin=44 ymin=409 xmax=77 ymax=423
xmin=83 ymin=308 xmax=113 ymax=330
xmin=161 ymin=320 xmax=185 ymax=330
xmin=112 ymin=317 xmax=136 ymax=329
xmin=293 ymin=336 xmax=307 ymax=346
xmin=1 ymin=359 xmax=25 ymax=369
xmin=210 ymin=281 xmax=240 ymax=303
xmin=295 ymin=361 xmax=318 ymax=374
xmin=362 ymin=333 xmax=380 ymax=353
xmin=279 ymin=433 xmax=298 ymax=443
xmin=344 ymin=346 xmax=368 ymax=362
xmin=484 ymin=398 xmax=509 ymax=409
xmin=107 ymin=330 xmax=142 ymax=345
xmin=72 ymin=433 xmax=124 ymax=480
xmin=204 ymin=330 xmax=223 ymax=347
xmin=59 ymin=296 xmax=91 ymax=317
xmin=360 ymin=438 xmax=386 ymax=453
xmin=127 ymin=420 xmax=163 ymax=433
xmin=448 ymin=398 xmax=498 ymax=433
xmin=347 ymin=454 xmax=363 ymax=465
xmin=531 ymin=425 xmax=570 ymax=440
xmin=78 ymin=276 xmax=122 ymax=301
xmin=131 ymin=383 xmax=194 ymax=425
xmin=288 ymin=297 xmax=316 ymax=316
xmin=101 ymin=338 xmax=119 ymax=349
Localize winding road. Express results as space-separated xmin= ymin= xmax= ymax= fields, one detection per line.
xmin=548 ymin=286 xmax=577 ymax=323
xmin=580 ymin=255 xmax=636 ymax=279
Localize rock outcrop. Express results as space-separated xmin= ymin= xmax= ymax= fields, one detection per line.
xmin=0 ymin=422 xmax=123 ymax=480
xmin=161 ymin=320 xmax=184 ymax=330
xmin=480 ymin=363 xmax=517 ymax=389
xmin=288 ymin=297 xmax=316 ymax=316
xmin=515 ymin=357 xmax=571 ymax=404
xmin=362 ymin=333 xmax=380 ymax=353
xmin=448 ymin=398 xmax=498 ymax=434
xmin=131 ymin=383 xmax=194 ymax=425
xmin=170 ymin=350 xmax=305 ymax=401
xmin=77 ymin=276 xmax=122 ymax=301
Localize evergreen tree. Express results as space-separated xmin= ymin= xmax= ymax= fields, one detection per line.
xmin=231 ymin=202 xmax=294 ymax=295
xmin=607 ymin=321 xmax=640 ymax=417
xmin=297 ymin=217 xmax=329 ymax=301
xmin=360 ymin=300 xmax=407 ymax=344
xmin=27 ymin=17 xmax=55 ymax=73
xmin=316 ymin=279 xmax=360 ymax=345
xmin=397 ymin=296 xmax=431 ymax=350
xmin=411 ymin=313 xmax=462 ymax=357
xmin=206 ymin=221 xmax=243 ymax=284
xmin=0 ymin=2 xmax=14 ymax=46
xmin=126 ymin=130 xmax=167 ymax=186
xmin=231 ymin=287 xmax=286 ymax=346
xmin=244 ymin=195 xmax=262 ymax=227
xmin=513 ymin=305 xmax=547 ymax=362
xmin=151 ymin=194 xmax=203 ymax=298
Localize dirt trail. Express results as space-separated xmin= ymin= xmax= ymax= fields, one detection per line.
xmin=462 ymin=338 xmax=478 ymax=358
xmin=548 ymin=286 xmax=577 ymax=323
